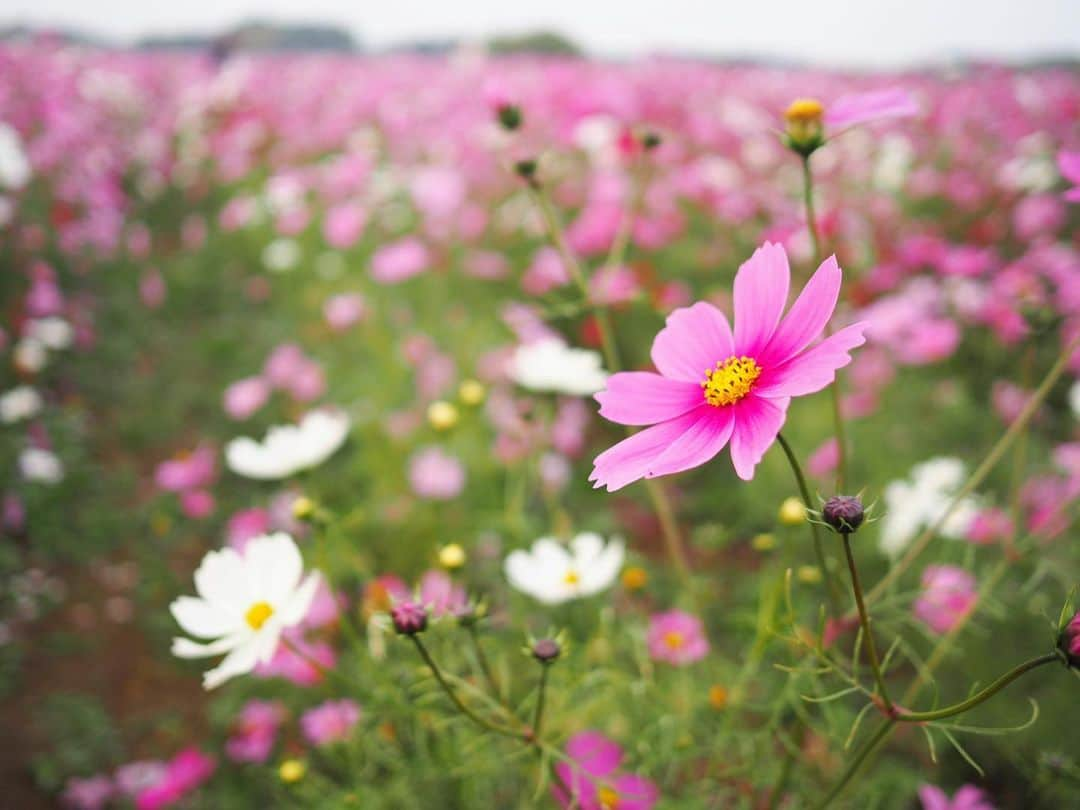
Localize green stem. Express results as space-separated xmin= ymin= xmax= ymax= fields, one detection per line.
xmin=532 ymin=664 xmax=550 ymax=740
xmin=409 ymin=636 xmax=522 ymax=739
xmin=815 ymin=718 xmax=895 ymax=809
xmin=894 ymin=652 xmax=1061 ymax=723
xmin=777 ymin=432 xmax=841 ymax=612
xmin=841 ymin=532 xmax=892 ymax=714
xmin=466 ymin=624 xmax=505 ymax=705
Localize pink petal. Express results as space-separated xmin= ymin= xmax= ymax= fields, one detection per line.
xmin=754 ymin=323 xmax=868 ymax=398
xmin=645 ymin=407 xmax=734 ymax=480
xmin=1058 ymin=150 xmax=1080 ymax=184
xmin=729 ymin=396 xmax=789 ymax=480
xmin=733 ymin=242 xmax=790 ymax=358
xmin=916 ymin=785 xmax=950 ymax=810
xmin=650 ymin=302 xmax=733 ymax=383
xmin=565 ymin=731 xmax=622 ymax=777
xmin=1065 ymin=187 xmax=1080 ymax=203
xmin=825 ymin=88 xmax=918 ymax=128
xmin=595 ymin=372 xmax=704 ymax=426
xmin=759 ymin=255 xmax=841 ymax=367
xmin=613 ymin=773 xmax=660 ymax=810
xmin=590 ymin=408 xmax=707 ymax=492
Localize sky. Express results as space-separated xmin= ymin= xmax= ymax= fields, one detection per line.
xmin=3 ymin=0 xmax=1080 ymax=68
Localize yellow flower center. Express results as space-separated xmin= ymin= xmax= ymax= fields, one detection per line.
xmin=784 ymin=97 xmax=825 ymax=123
xmin=245 ymin=601 xmax=274 ymax=630
xmin=563 ymin=569 xmax=580 ymax=586
xmin=663 ymin=630 xmax=685 ymax=649
xmin=598 ymin=786 xmax=621 ymax=809
xmin=702 ymin=356 xmax=762 ymax=407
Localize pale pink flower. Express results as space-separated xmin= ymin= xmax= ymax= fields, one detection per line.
xmin=255 ymin=637 xmax=336 ymax=686
xmin=589 ymin=265 xmax=639 ymax=306
xmin=914 ymin=566 xmax=977 ymax=635
xmin=965 ymin=507 xmax=1014 ymax=545
xmin=1057 ymin=150 xmax=1080 ymax=202
xmin=264 ymin=343 xmax=307 ymax=388
xmin=324 ymin=293 xmax=367 ymax=332
xmin=807 ymin=437 xmax=839 ymax=479
xmin=179 ymin=489 xmax=215 ymax=520
xmin=225 ymin=508 xmax=270 ymax=550
xmin=371 ymin=237 xmax=429 ymax=283
xmin=409 ymin=447 xmax=466 ymax=500
xmin=301 ymin=699 xmax=361 ymax=746
xmin=417 ymin=570 xmax=467 ymax=616
xmin=135 ymin=747 xmax=215 ymax=810
xmin=824 ymin=88 xmax=918 ymax=129
xmin=322 ymin=202 xmax=366 ymax=248
xmin=591 ymin=243 xmax=866 ymax=489
xmin=155 ymin=445 xmax=216 ymax=492
xmin=63 ymin=775 xmax=113 ymax=810
xmin=226 ymin=700 xmax=286 ymax=763
xmin=646 ymin=610 xmax=709 ymax=665
xmin=522 ymin=247 xmax=570 ymax=295
xmin=223 ymin=377 xmax=270 ymax=420
xmin=139 ymin=269 xmax=167 ymax=309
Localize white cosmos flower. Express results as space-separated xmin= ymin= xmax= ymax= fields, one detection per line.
xmin=13 ymin=337 xmax=47 ymax=373
xmin=262 ymin=238 xmax=301 ymax=273
xmin=879 ymin=457 xmax=978 ymax=557
xmin=226 ymin=409 xmax=349 ymax=480
xmin=510 ymin=338 xmax=608 ymax=396
xmin=504 ymin=533 xmax=624 ymax=605
xmin=26 ymin=317 xmax=74 ymax=351
xmin=19 ymin=447 xmax=64 ymax=484
xmin=0 ymin=123 xmax=31 ymax=190
xmin=171 ymin=532 xmax=321 ymax=689
xmin=0 ymin=386 xmax=42 ymax=423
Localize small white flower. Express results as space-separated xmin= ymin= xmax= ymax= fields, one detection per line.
xmin=0 ymin=123 xmax=31 ymax=190
xmin=171 ymin=532 xmax=321 ymax=689
xmin=510 ymin=338 xmax=608 ymax=396
xmin=0 ymin=386 xmax=42 ymax=423
xmin=226 ymin=409 xmax=349 ymax=480
xmin=879 ymin=456 xmax=978 ymax=557
xmin=19 ymin=447 xmax=64 ymax=484
xmin=504 ymin=533 xmax=624 ymax=605
xmin=26 ymin=317 xmax=74 ymax=351
xmin=262 ymin=238 xmax=301 ymax=273
xmin=13 ymin=337 xmax=47 ymax=373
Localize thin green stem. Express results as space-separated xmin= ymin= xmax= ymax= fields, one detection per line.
xmin=894 ymin=652 xmax=1061 ymax=723
xmin=466 ymin=623 xmax=502 ymax=702
xmin=409 ymin=636 xmax=522 ymax=739
xmin=814 ymin=718 xmax=895 ymax=809
xmin=841 ymin=532 xmax=892 ymax=714
xmin=866 ymin=330 xmax=1080 ymax=606
xmin=801 ymin=156 xmax=822 ymax=261
xmin=777 ymin=432 xmax=841 ymax=612
xmin=532 ymin=664 xmax=550 ymax=740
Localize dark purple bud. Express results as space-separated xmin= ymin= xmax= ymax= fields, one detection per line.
xmin=823 ymin=495 xmax=865 ymax=533
xmin=391 ymin=600 xmax=428 ymax=636
xmin=532 ymin=638 xmax=561 ymax=664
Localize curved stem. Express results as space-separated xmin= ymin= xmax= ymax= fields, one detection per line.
xmin=894 ymin=652 xmax=1061 ymax=723
xmin=777 ymin=432 xmax=840 ymax=612
xmin=410 ymin=636 xmax=523 ymax=739
xmin=841 ymin=532 xmax=892 ymax=713
xmin=814 ymin=718 xmax=895 ymax=809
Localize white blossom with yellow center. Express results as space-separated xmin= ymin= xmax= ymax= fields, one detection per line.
xmin=504 ymin=533 xmax=624 ymax=605
xmin=170 ymin=532 xmax=321 ymax=689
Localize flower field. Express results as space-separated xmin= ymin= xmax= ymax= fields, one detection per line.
xmin=1 ymin=41 xmax=1079 ymax=809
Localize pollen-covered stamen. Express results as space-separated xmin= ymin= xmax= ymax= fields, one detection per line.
xmin=563 ymin=569 xmax=581 ymax=586
xmin=597 ymin=786 xmax=621 ymax=809
xmin=663 ymin=630 xmax=685 ymax=650
xmin=701 ymin=355 xmax=762 ymax=407
xmin=245 ymin=601 xmax=274 ymax=630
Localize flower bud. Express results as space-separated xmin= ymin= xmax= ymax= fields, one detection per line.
xmin=1058 ymin=611 xmax=1080 ymax=668
xmin=427 ymin=400 xmax=459 ymax=431
xmin=279 ymin=759 xmax=306 ymax=783
xmin=641 ymin=131 xmax=662 ymax=151
xmin=390 ymin=600 xmax=428 ymax=636
xmin=438 ymin=543 xmax=466 ymax=570
xmin=458 ymin=379 xmax=485 ymax=406
xmin=822 ymin=495 xmax=865 ymax=534
xmin=778 ymin=496 xmax=806 ymax=526
xmin=783 ymin=98 xmax=825 ymax=157
xmin=514 ymin=159 xmax=539 ymax=187
xmin=496 ymin=104 xmax=523 ymax=131
xmin=291 ymin=496 xmax=316 ymax=522
xmin=532 ymin=638 xmax=561 ymax=664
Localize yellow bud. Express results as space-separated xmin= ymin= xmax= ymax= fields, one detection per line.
xmin=458 ymin=379 xmax=486 ymax=406
xmin=708 ymin=684 xmax=729 ymax=710
xmin=292 ymin=496 xmax=315 ymax=521
xmin=438 ymin=543 xmax=466 ymax=570
xmin=279 ymin=759 xmax=306 ymax=783
xmin=783 ymin=97 xmax=825 ymax=155
xmin=751 ymin=532 xmax=776 ymax=552
xmin=778 ymin=497 xmax=806 ymax=526
xmin=621 ymin=566 xmax=648 ymax=591
xmin=427 ymin=400 xmax=459 ymax=431
xmin=797 ymin=565 xmax=822 ymax=584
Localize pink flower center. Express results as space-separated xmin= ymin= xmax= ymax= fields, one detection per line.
xmin=701 ymin=355 xmax=762 ymax=407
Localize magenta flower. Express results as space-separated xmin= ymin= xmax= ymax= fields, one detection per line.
xmin=62 ymin=774 xmax=113 ymax=810
xmin=591 ymin=242 xmax=866 ymax=489
xmin=255 ymin=637 xmax=336 ymax=686
xmin=824 ymin=88 xmax=919 ymax=129
xmin=553 ymin=730 xmax=659 ymax=810
xmin=225 ymin=700 xmax=287 ymax=763
xmin=301 ymin=699 xmax=362 ymax=746
xmin=135 ymin=747 xmax=215 ymax=810
xmin=371 ymin=237 xmax=429 ymax=284
xmin=223 ymin=376 xmax=270 ymax=421
xmin=918 ymin=784 xmax=996 ymax=810
xmin=647 ymin=609 xmax=710 ymax=666
xmin=154 ymin=445 xmax=216 ymax=493
xmin=1057 ymin=150 xmax=1080 ymax=202
xmin=913 ymin=566 xmax=977 ymax=635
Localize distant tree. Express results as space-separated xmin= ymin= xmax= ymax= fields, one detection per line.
xmin=487 ymin=30 xmax=582 ymax=56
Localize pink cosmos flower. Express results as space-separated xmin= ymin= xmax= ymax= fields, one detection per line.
xmin=179 ymin=489 xmax=215 ymax=520
xmin=255 ymin=637 xmax=336 ymax=686
xmin=114 ymin=762 xmax=167 ymax=798
xmin=1057 ymin=150 xmax=1080 ymax=202
xmin=409 ymin=447 xmax=466 ymax=500
xmin=918 ymin=784 xmax=996 ymax=810
xmin=371 ymin=237 xmax=429 ymax=284
xmin=825 ymin=88 xmax=919 ymax=129
xmin=223 ymin=377 xmax=270 ymax=420
xmin=322 ymin=202 xmax=366 ymax=248
xmin=62 ymin=774 xmax=113 ymax=810
xmin=913 ymin=566 xmax=977 ymax=635
xmin=155 ymin=445 xmax=216 ymax=492
xmin=807 ymin=437 xmax=839 ymax=479
xmin=591 ymin=242 xmax=866 ymax=489
xmin=264 ymin=343 xmax=308 ymax=387
xmin=323 ymin=293 xmax=366 ymax=331
xmin=301 ymin=699 xmax=362 ymax=746
xmin=965 ymin=507 xmax=1014 ymax=546
xmin=554 ymin=730 xmax=659 ymax=810
xmin=139 ymin=269 xmax=167 ymax=310
xmin=226 ymin=508 xmax=270 ymax=550
xmin=646 ymin=610 xmax=710 ymax=665
xmin=417 ymin=570 xmax=467 ymax=616
xmin=226 ymin=700 xmax=286 ymax=763
xmin=135 ymin=747 xmax=215 ymax=810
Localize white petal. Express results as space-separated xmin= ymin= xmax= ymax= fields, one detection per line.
xmin=244 ymin=532 xmax=302 ymax=604
xmin=170 ymin=596 xmax=241 ymax=639
xmin=193 ymin=547 xmax=249 ymax=611
xmin=202 ymin=638 xmax=261 ymax=689
xmin=172 ymin=634 xmax=242 ymax=659
xmin=278 ymin=571 xmax=321 ymax=626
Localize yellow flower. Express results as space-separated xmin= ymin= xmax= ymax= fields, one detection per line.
xmin=427 ymin=400 xmax=459 ymax=431
xmin=778 ymin=497 xmax=806 ymax=526
xmin=458 ymin=379 xmax=485 ymax=406
xmin=708 ymin=684 xmax=729 ymax=710
xmin=751 ymin=533 xmax=776 ymax=551
xmin=438 ymin=543 xmax=466 ymax=570
xmin=783 ymin=97 xmax=825 ymax=155
xmin=621 ymin=566 xmax=648 ymax=591
xmin=291 ymin=496 xmax=316 ymax=521
xmin=279 ymin=759 xmax=306 ymax=783
xmin=797 ymin=565 xmax=822 ymax=584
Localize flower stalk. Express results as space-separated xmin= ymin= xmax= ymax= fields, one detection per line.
xmin=839 ymin=531 xmax=893 ymax=715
